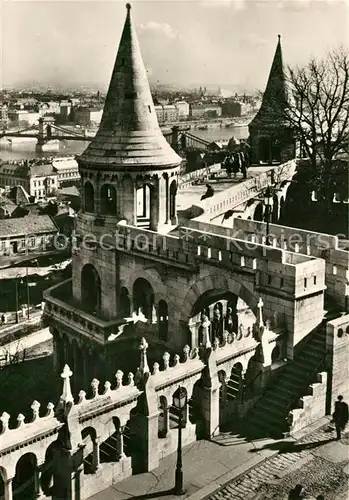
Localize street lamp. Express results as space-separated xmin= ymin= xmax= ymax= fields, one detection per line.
xmin=173 ymin=386 xmax=187 ymax=495
xmin=15 ymin=273 xmax=21 ymax=324
xmin=264 ymin=185 xmax=273 ymax=246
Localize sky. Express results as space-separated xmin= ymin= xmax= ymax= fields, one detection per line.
xmin=1 ymin=0 xmax=348 ymax=92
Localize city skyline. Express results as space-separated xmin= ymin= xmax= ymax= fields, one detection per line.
xmin=1 ymin=0 xmax=348 ymax=92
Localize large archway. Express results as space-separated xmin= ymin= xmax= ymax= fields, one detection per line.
xmin=81 ymin=264 xmax=101 ymax=314
xmin=258 ymin=137 xmax=271 ymax=163
xmin=253 ymin=203 xmax=264 ymax=221
xmin=182 ymin=275 xmax=257 ymax=348
xmin=132 ymin=278 xmax=154 ymax=321
xmin=12 ymin=453 xmax=38 ymax=499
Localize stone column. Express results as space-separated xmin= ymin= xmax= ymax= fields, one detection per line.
xmin=142 ymin=184 xmax=147 ymax=217
xmin=149 ymin=180 xmax=160 ymax=232
xmin=4 ymin=479 xmax=13 ymax=500
xmin=117 ymin=427 xmax=126 ymax=460
xmin=164 ymin=174 xmax=170 ymax=224
xmin=35 ymin=466 xmax=44 ymax=499
xmin=92 ymin=440 xmax=100 ymax=472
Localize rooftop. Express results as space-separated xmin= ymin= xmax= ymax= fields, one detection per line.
xmin=78 ymin=4 xmax=181 ymax=171
xmin=0 ymin=215 xmax=58 ymax=238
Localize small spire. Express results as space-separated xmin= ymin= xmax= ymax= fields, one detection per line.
xmin=278 ymin=34 xmax=281 ymax=42
xmin=257 ymin=297 xmax=264 ymax=328
xmin=60 ymin=364 xmax=74 ymax=404
xmin=126 ymin=2 xmax=131 ymax=10
xmin=139 ymin=337 xmax=150 ymax=374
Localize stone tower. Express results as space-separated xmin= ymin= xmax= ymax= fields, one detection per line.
xmin=249 ymin=35 xmax=296 ymax=165
xmin=46 ymin=4 xmax=182 ymax=388
xmin=78 ymin=3 xmax=181 ymax=232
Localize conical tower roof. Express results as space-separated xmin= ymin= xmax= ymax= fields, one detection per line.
xmin=249 ymin=35 xmax=289 ymax=129
xmin=78 ymin=3 xmax=181 ymax=170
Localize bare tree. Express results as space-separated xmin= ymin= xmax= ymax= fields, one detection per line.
xmin=287 ymin=48 xmax=349 ymax=199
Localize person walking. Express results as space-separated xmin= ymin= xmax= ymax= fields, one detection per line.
xmin=332 ymin=395 xmax=349 ymax=439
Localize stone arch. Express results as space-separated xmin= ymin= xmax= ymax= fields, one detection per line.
xmin=158 ymin=299 xmax=169 ymax=341
xmin=253 ymin=203 xmax=264 ymax=221
xmin=41 ymin=441 xmax=58 ymax=497
xmin=0 ymin=466 xmax=6 ymax=499
xmin=100 ymin=183 xmax=117 ymax=215
xmin=181 ymin=274 xmax=257 ymax=327
xmin=133 ymin=278 xmax=154 ymax=321
xmin=81 ymin=426 xmax=98 ymax=474
xmin=81 ymin=264 xmax=101 ymax=314
xmin=99 ymin=417 xmax=124 ymax=464
xmin=258 ymin=137 xmax=271 ymax=163
xmin=12 ymin=452 xmax=38 ymax=499
xmin=158 ymin=395 xmax=169 ymax=438
xmin=84 ymin=181 xmax=94 ymax=212
xmin=227 ymin=363 xmax=244 ymax=402
xmin=169 ymin=179 xmax=177 ymax=220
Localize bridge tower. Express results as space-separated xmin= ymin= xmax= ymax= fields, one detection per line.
xmin=248 ymin=35 xmax=296 ymax=165
xmin=36 ymin=115 xmax=58 ymax=152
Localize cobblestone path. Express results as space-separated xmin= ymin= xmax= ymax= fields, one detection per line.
xmin=209 ymin=426 xmax=349 ymax=500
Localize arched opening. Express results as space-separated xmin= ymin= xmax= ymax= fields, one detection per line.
xmin=0 ymin=468 xmax=6 ymax=499
xmin=259 ymin=137 xmax=271 ymax=163
xmin=12 ymin=453 xmax=37 ymax=499
xmin=169 ymin=180 xmax=177 ymax=220
xmin=84 ymin=182 xmax=94 ymax=213
xmin=46 ymin=124 xmax=52 ymax=139
xmin=253 ymin=203 xmax=264 ymax=222
xmin=81 ymin=427 xmax=97 ymax=474
xmin=119 ymin=287 xmax=131 ymax=317
xmin=227 ymin=363 xmax=244 ymax=402
xmin=279 ymin=196 xmax=286 ymax=219
xmin=158 ymin=300 xmax=168 ymax=341
xmin=137 ymin=184 xmax=151 ymax=228
xmin=41 ymin=442 xmax=57 ymax=497
xmin=158 ymin=396 xmax=169 ymax=438
xmin=100 ymin=184 xmax=117 ymax=215
xmin=99 ymin=417 xmax=125 ymax=464
xmin=189 ymin=291 xmax=244 ymax=347
xmin=132 ymin=278 xmax=154 ymax=321
xmin=272 ymin=194 xmax=279 ymax=222
xmin=81 ymin=264 xmax=101 ymax=315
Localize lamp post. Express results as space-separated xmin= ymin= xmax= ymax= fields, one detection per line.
xmin=264 ymin=185 xmax=273 ymax=246
xmin=173 ymin=386 xmax=187 ymax=495
xmin=15 ymin=273 xmax=20 ymax=324
xmin=25 ymin=264 xmax=30 ymax=320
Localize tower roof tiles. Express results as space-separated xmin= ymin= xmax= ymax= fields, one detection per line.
xmin=78 ymin=3 xmax=181 ymax=171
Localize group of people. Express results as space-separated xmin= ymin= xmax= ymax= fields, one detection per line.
xmin=222 ymin=150 xmax=250 ymax=180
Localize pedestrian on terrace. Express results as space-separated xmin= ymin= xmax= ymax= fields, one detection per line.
xmin=332 ymin=395 xmax=349 ymax=440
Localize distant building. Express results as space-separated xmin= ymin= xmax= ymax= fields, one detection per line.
xmin=0 ymin=159 xmax=79 ymax=200
xmin=0 ymin=104 xmax=9 ymax=128
xmin=7 ymin=110 xmax=40 ymax=126
xmin=175 ymin=101 xmax=190 ymax=118
xmin=222 ymin=101 xmax=243 ymax=117
xmin=40 ymin=101 xmax=61 ymax=116
xmin=190 ymin=103 xmax=222 ymax=119
xmin=0 ymin=215 xmax=59 ymax=257
xmin=154 ymin=104 xmax=179 ymax=124
xmin=75 ymin=107 xmax=103 ymax=126
xmin=0 ymin=195 xmax=17 ymax=219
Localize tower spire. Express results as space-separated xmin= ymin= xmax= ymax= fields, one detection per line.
xmin=250 ymin=34 xmax=288 ymax=127
xmin=79 ymin=3 xmax=181 ymax=170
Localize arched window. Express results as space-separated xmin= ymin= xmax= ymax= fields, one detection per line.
xmin=100 ymin=184 xmax=117 ymax=215
xmin=253 ymin=203 xmax=264 ymax=221
xmin=13 ymin=453 xmax=38 ymax=499
xmin=133 ymin=278 xmax=154 ymax=321
xmin=81 ymin=264 xmax=101 ymax=314
xmin=169 ymin=180 xmax=177 ymax=220
xmin=84 ymin=182 xmax=94 ymax=213
xmin=158 ymin=300 xmax=168 ymax=341
xmin=120 ymin=287 xmax=131 ymax=317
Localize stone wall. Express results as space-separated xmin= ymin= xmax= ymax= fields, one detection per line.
xmin=326 ymin=315 xmax=349 ymax=414
xmin=287 ymin=371 xmax=327 ymax=436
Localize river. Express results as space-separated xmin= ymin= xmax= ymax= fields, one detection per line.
xmin=0 ymin=125 xmax=249 ymax=162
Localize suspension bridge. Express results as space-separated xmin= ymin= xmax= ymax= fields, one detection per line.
xmin=0 ymin=120 xmax=211 ymax=152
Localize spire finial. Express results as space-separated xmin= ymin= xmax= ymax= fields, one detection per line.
xmin=126 ymin=3 xmax=131 ymax=10
xmin=60 ymin=364 xmax=74 ymax=404
xmin=278 ymin=34 xmax=281 ymax=41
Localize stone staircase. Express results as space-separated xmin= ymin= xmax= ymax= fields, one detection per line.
xmin=242 ymin=327 xmax=327 ymax=439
